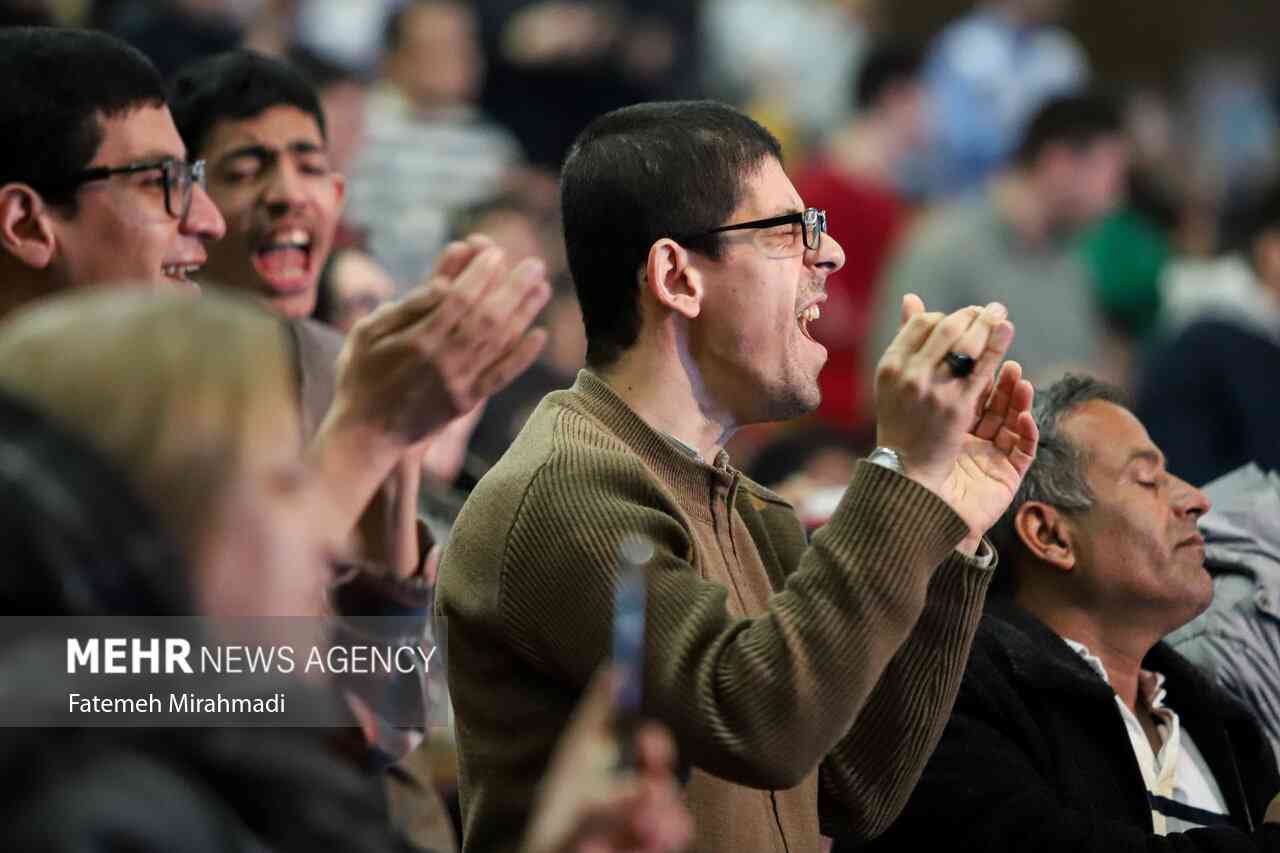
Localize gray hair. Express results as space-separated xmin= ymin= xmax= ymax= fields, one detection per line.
xmin=989 ymin=374 xmax=1128 ymax=594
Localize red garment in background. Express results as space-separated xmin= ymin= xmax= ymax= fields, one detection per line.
xmin=794 ymin=161 xmax=909 ymax=430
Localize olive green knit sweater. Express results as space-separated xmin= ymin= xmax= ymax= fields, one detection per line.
xmin=437 ymin=370 xmax=993 ymax=852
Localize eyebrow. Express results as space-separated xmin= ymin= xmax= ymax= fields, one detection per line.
xmin=100 ymin=149 xmax=185 ymax=167
xmin=1125 ymin=448 xmax=1166 ymax=469
xmin=219 ymin=141 xmax=327 ymax=162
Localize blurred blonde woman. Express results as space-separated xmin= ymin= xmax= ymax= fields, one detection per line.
xmin=0 ymin=287 xmax=335 ymax=619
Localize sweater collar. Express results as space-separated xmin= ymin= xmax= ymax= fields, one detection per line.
xmin=567 ymin=370 xmax=737 ymax=514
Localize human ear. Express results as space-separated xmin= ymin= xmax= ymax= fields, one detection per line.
xmin=642 ymin=238 xmax=702 ymax=320
xmin=1015 ymin=502 xmax=1076 ymax=573
xmin=0 ymin=184 xmax=57 ymax=270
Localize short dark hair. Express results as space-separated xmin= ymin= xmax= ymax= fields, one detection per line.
xmin=1013 ymin=93 xmax=1124 ymax=167
xmin=0 ymin=27 xmax=166 ymax=211
xmin=561 ymin=100 xmax=782 ymax=368
xmin=170 ymin=50 xmax=327 ymax=160
xmin=989 ymin=374 xmax=1128 ymax=597
xmin=854 ymin=43 xmax=924 ymax=112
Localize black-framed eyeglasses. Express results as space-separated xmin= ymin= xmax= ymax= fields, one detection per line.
xmin=43 ymin=158 xmax=206 ymax=220
xmin=678 ymin=207 xmax=827 ymax=258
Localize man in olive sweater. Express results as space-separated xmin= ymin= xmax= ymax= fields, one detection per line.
xmin=438 ymin=101 xmax=1040 ymax=853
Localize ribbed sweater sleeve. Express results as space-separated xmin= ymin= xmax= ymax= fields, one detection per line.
xmin=498 ymin=434 xmax=969 ymax=790
xmin=820 ymin=550 xmax=993 ymax=840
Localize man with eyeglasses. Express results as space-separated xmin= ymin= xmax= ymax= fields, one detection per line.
xmin=438 ymin=100 xmax=1041 ymax=852
xmin=0 ymin=28 xmax=225 ymax=316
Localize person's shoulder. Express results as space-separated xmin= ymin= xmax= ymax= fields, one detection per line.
xmin=970 ymin=608 xmax=1028 ymax=665
xmin=288 ymin=316 xmax=345 ymax=367
xmin=965 ymin=605 xmax=1068 ymax=689
xmin=286 ymin=317 xmax=345 ymax=439
xmin=460 ymin=386 xmax=657 ymax=521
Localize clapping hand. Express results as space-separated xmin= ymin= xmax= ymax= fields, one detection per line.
xmin=873 ymin=294 xmax=1038 ymax=553
xmin=312 ymin=235 xmax=551 ymax=537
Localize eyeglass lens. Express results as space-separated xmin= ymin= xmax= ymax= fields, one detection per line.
xmin=163 ymin=160 xmax=203 ymax=220
xmin=803 ymin=210 xmax=825 ymax=251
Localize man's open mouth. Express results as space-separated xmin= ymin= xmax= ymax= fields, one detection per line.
xmin=797 ymin=303 xmax=822 ymax=341
xmin=252 ymin=228 xmax=314 ymax=292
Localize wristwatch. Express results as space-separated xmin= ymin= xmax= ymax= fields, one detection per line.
xmin=866 ymin=447 xmax=905 ymax=475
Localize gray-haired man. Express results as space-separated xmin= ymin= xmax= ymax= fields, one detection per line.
xmin=849 ymin=374 xmax=1280 ymax=852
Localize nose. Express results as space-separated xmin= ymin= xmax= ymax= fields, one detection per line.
xmin=182 ymin=183 xmax=226 ymax=242
xmin=263 ymin=162 xmax=308 ymax=215
xmin=1172 ymin=475 xmax=1211 ymax=520
xmin=808 ymin=230 xmax=846 ymax=276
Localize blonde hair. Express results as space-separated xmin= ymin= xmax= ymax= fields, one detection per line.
xmin=0 ymin=288 xmax=296 ymax=562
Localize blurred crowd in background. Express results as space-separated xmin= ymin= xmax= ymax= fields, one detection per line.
xmin=6 ymin=0 xmax=1279 ymax=503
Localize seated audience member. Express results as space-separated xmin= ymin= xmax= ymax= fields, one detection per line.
xmin=0 ymin=291 xmax=337 ymax=619
xmin=1168 ymin=463 xmax=1280 ymax=765
xmin=344 ymin=0 xmax=523 ymax=287
xmin=855 ymin=375 xmax=1280 ymax=853
xmin=922 ymin=0 xmax=1088 ymax=195
xmin=0 ymin=289 xmax=690 ymax=853
xmin=1136 ymin=184 xmax=1280 ymax=485
xmin=871 ymin=94 xmax=1129 ymax=391
xmin=315 ymin=247 xmax=398 ymax=335
xmin=0 ymin=291 xmax=402 ymax=851
xmin=793 ymin=43 xmax=927 ymax=431
xmin=438 ymin=99 xmax=1039 ymax=852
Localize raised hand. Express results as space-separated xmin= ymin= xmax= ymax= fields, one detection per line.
xmin=330 ymin=235 xmax=550 ymax=445
xmin=874 ymin=294 xmax=1038 ymax=553
xmin=310 ymin=234 xmax=551 ymax=535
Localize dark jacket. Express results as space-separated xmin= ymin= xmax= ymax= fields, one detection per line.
xmin=844 ymin=601 xmax=1280 ymax=852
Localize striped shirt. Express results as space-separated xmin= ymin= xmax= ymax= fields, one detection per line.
xmin=1063 ymin=638 xmax=1233 ymax=833
xmin=345 ymin=86 xmax=522 ymax=290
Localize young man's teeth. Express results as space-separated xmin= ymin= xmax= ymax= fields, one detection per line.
xmin=797 ymin=305 xmax=821 ymax=323
xmin=269 ymin=229 xmax=311 ymax=249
